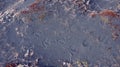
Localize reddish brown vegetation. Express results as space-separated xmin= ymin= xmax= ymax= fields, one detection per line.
xmin=20 ymin=10 xmax=30 ymax=14
xmin=20 ymin=0 xmax=44 ymax=14
xmin=29 ymin=2 xmax=38 ymax=10
xmin=99 ymin=9 xmax=119 ymax=18
xmin=5 ymin=63 xmax=17 ymax=67
xmin=29 ymin=2 xmax=44 ymax=12
xmin=89 ymin=9 xmax=120 ymax=40
xmin=89 ymin=9 xmax=120 ymax=18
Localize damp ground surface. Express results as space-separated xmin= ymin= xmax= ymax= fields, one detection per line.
xmin=0 ymin=0 xmax=120 ymax=67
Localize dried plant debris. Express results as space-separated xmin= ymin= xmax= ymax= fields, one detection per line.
xmin=111 ymin=31 xmax=119 ymax=40
xmin=5 ymin=58 xmax=53 ymax=67
xmin=62 ymin=61 xmax=73 ymax=67
xmin=61 ymin=60 xmax=89 ymax=67
xmin=73 ymin=60 xmax=88 ymax=67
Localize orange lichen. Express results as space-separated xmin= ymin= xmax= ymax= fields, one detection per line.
xmin=99 ymin=9 xmax=119 ymax=18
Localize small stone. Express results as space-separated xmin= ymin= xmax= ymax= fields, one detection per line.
xmin=13 ymin=52 xmax=19 ymax=58
xmin=24 ymin=50 xmax=29 ymax=57
xmin=17 ymin=64 xmax=24 ymax=67
xmin=30 ymin=50 xmax=34 ymax=56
